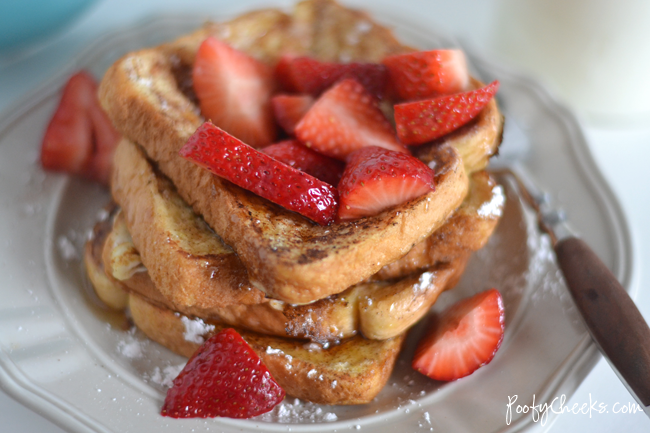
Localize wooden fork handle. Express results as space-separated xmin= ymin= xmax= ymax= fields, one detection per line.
xmin=556 ymin=237 xmax=650 ymax=407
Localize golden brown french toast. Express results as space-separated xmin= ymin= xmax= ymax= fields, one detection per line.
xmin=99 ymin=0 xmax=503 ymax=304
xmin=107 ymin=139 xmax=265 ymax=308
xmin=84 ymin=205 xmax=128 ymax=311
xmin=373 ymin=171 xmax=504 ymax=280
xmin=129 ymin=294 xmax=404 ymax=405
xmin=85 ymin=0 xmax=508 ymax=409
xmin=83 ymin=244 xmax=404 ymax=404
xmin=97 ymin=209 xmax=470 ymax=342
xmin=105 ymin=139 xmax=503 ymax=341
xmin=109 ymin=137 xmax=502 ymax=308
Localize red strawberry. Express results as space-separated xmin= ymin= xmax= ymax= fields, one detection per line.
xmin=193 ymin=37 xmax=276 ymax=147
xmin=337 ymin=146 xmax=434 ymax=221
xmin=274 ymin=55 xmax=297 ymax=92
xmin=262 ymin=140 xmax=345 ymax=186
xmin=41 ymin=70 xmax=119 ymax=185
xmin=271 ymin=94 xmax=314 ymax=135
xmin=180 ymin=122 xmax=339 ymax=225
xmin=394 ymin=80 xmax=499 ymax=145
xmin=413 ymin=288 xmax=505 ymax=381
xmin=86 ymin=94 xmax=121 ymax=183
xmin=276 ymin=55 xmax=388 ymax=98
xmin=382 ymin=49 xmax=469 ymax=101
xmin=295 ymin=79 xmax=407 ymax=160
xmin=161 ymin=328 xmax=285 ymax=418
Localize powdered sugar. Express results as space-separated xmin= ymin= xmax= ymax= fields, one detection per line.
xmin=414 ymin=271 xmax=435 ymax=292
xmin=146 ymin=364 xmax=185 ymax=388
xmin=477 ymin=185 xmax=505 ymax=218
xmin=116 ymin=328 xmax=144 ymax=359
xmin=258 ymin=398 xmax=338 ymax=423
xmin=57 ymin=235 xmax=78 ymax=260
xmin=180 ymin=315 xmax=215 ymax=344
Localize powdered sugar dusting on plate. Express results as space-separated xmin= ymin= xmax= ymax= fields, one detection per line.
xmin=258 ymin=398 xmax=338 ymax=423
xmin=146 ymin=364 xmax=185 ymax=388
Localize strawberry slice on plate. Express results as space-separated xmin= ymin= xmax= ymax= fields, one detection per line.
xmin=412 ymin=288 xmax=505 ymax=381
xmin=275 ymin=55 xmax=388 ymax=98
xmin=271 ymin=94 xmax=314 ymax=135
xmin=295 ymin=79 xmax=407 ymax=160
xmin=337 ymin=146 xmax=434 ymax=221
xmin=394 ymin=80 xmax=499 ymax=145
xmin=382 ymin=49 xmax=469 ymax=101
xmin=262 ymin=139 xmax=344 ymax=186
xmin=40 ymin=70 xmax=119 ymax=185
xmin=180 ymin=122 xmax=339 ymax=226
xmin=161 ymin=328 xmax=285 ymax=418
xmin=193 ymin=37 xmax=276 ymax=147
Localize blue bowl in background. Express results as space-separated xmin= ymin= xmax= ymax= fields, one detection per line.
xmin=0 ymin=0 xmax=97 ymax=51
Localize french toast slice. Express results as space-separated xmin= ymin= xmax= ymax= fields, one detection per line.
xmin=97 ymin=209 xmax=470 ymax=342
xmin=129 ymin=293 xmax=405 ymax=405
xmin=84 ymin=204 xmax=128 ymax=311
xmin=109 ymin=137 xmax=502 ymax=307
xmin=83 ymin=244 xmax=404 ymax=405
xmin=373 ymin=171 xmax=504 ymax=280
xmin=99 ymin=0 xmax=503 ymax=304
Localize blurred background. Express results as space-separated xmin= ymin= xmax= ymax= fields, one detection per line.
xmin=2 ymin=0 xmax=649 ymax=125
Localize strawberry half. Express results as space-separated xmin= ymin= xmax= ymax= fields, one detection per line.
xmin=271 ymin=94 xmax=314 ymax=135
xmin=412 ymin=288 xmax=505 ymax=381
xmin=295 ymin=79 xmax=407 ymax=160
xmin=394 ymin=80 xmax=499 ymax=145
xmin=383 ymin=49 xmax=469 ymax=101
xmin=337 ymin=146 xmax=434 ymax=221
xmin=180 ymin=122 xmax=339 ymax=225
xmin=193 ymin=37 xmax=276 ymax=147
xmin=161 ymin=328 xmax=285 ymax=418
xmin=41 ymin=70 xmax=119 ymax=185
xmin=262 ymin=140 xmax=345 ymax=186
xmin=276 ymin=55 xmax=388 ymax=98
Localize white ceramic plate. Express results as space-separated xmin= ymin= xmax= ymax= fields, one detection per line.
xmin=0 ymin=11 xmax=632 ymax=433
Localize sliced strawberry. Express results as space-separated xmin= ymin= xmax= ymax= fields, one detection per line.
xmin=413 ymin=288 xmax=505 ymax=381
xmin=337 ymin=146 xmax=434 ymax=221
xmin=295 ymin=79 xmax=406 ymax=160
xmin=262 ymin=140 xmax=345 ymax=186
xmin=86 ymin=96 xmax=121 ymax=184
xmin=180 ymin=122 xmax=339 ymax=225
xmin=271 ymin=94 xmax=314 ymax=135
xmin=41 ymin=70 xmax=119 ymax=185
xmin=193 ymin=37 xmax=276 ymax=147
xmin=274 ymin=55 xmax=297 ymax=92
xmin=275 ymin=56 xmax=388 ymax=98
xmin=161 ymin=328 xmax=285 ymax=418
xmin=394 ymin=80 xmax=499 ymax=145
xmin=383 ymin=49 xmax=469 ymax=101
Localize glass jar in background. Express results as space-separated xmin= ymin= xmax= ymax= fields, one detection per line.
xmin=491 ymin=0 xmax=650 ymax=125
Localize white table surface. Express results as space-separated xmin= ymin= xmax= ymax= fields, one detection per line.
xmin=1 ymin=1 xmax=649 ymax=432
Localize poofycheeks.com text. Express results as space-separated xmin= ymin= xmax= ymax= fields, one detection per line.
xmin=506 ymin=394 xmax=643 ymax=426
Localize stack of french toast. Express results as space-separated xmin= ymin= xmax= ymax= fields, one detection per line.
xmin=83 ymin=0 xmax=504 ymax=406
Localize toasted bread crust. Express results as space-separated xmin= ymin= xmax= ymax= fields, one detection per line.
xmin=95 ymin=210 xmax=470 ymax=341
xmin=110 ymin=139 xmax=265 ymax=307
xmin=128 ymin=293 xmax=404 ymax=405
xmin=83 ymin=206 xmax=129 ymax=310
xmin=104 ymin=138 xmax=502 ymax=340
xmin=99 ymin=0 xmax=485 ymax=304
xmin=110 ymin=135 xmax=500 ymax=305
xmin=373 ymin=171 xmax=503 ymax=280
xmin=86 ymin=245 xmax=403 ymax=404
